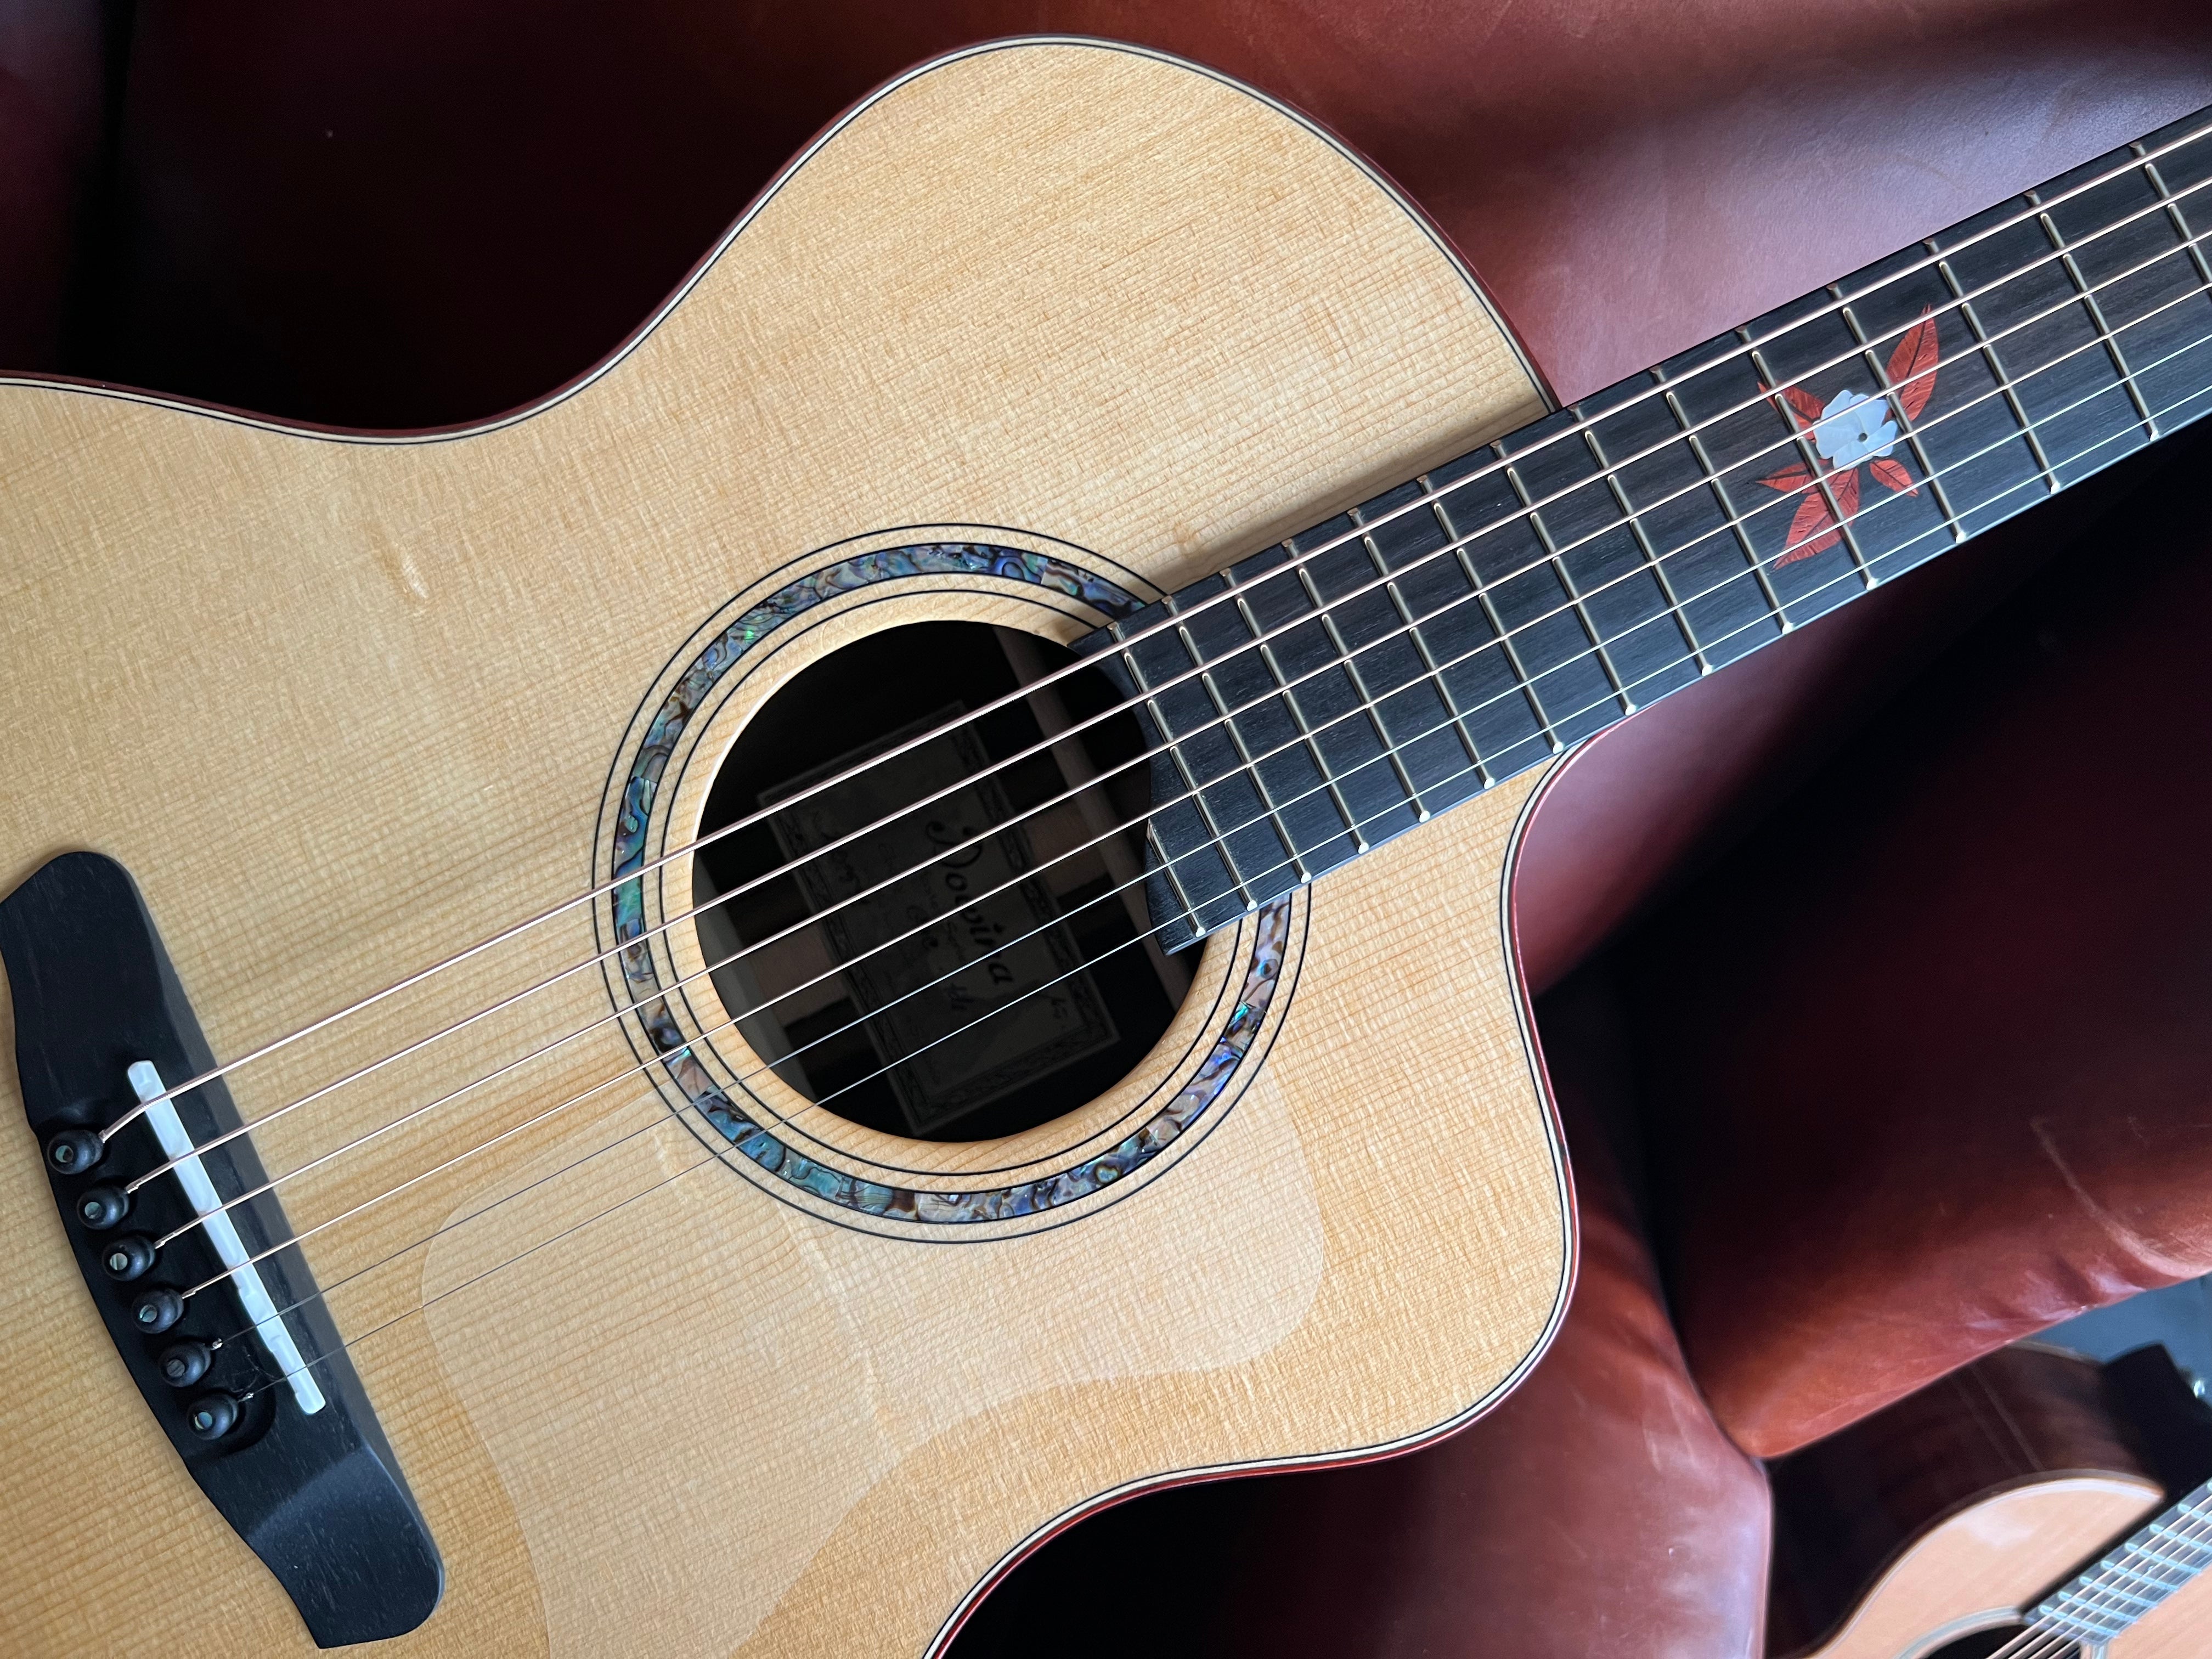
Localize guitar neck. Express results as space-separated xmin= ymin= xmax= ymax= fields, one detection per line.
xmin=2034 ymin=1478 xmax=2212 ymax=1644
xmin=1087 ymin=103 xmax=2212 ymax=951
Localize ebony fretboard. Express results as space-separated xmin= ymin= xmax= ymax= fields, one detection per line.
xmin=1083 ymin=103 xmax=2212 ymax=949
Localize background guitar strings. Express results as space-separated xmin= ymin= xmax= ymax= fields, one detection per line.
xmin=144 ymin=231 xmax=2212 ymax=1273
xmin=194 ymin=360 xmax=2212 ymax=1419
xmin=99 ymin=114 xmax=2212 ymax=1149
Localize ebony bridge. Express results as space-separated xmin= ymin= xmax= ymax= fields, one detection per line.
xmin=1 ymin=853 xmax=441 ymax=1649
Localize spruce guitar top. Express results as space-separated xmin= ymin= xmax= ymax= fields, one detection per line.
xmin=3 ymin=35 xmax=2211 ymax=1658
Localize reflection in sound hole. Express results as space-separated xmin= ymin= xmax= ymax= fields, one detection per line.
xmin=1926 ymin=1627 xmax=2079 ymax=1658
xmin=692 ymin=621 xmax=1194 ymax=1143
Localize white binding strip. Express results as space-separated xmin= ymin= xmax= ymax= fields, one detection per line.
xmin=127 ymin=1062 xmax=325 ymax=1415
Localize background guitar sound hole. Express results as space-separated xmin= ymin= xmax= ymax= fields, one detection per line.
xmin=1926 ymin=1629 xmax=2079 ymax=1658
xmin=691 ymin=620 xmax=1195 ymax=1143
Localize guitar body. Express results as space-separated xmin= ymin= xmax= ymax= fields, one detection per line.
xmin=0 ymin=39 xmax=1566 ymax=1658
xmin=1771 ymin=1347 xmax=2212 ymax=1659
xmin=1786 ymin=1480 xmax=2165 ymax=1659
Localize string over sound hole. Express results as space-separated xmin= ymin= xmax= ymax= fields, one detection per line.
xmin=1925 ymin=1627 xmax=2080 ymax=1658
xmin=692 ymin=620 xmax=1193 ymax=1142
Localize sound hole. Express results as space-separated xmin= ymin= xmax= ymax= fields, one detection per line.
xmin=1925 ymin=1627 xmax=2079 ymax=1658
xmin=691 ymin=620 xmax=1194 ymax=1142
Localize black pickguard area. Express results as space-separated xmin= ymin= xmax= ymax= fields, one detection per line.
xmin=0 ymin=852 xmax=441 ymax=1648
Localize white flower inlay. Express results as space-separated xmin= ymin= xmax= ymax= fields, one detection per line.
xmin=1812 ymin=389 xmax=1899 ymax=469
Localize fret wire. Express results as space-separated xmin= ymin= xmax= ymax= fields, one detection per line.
xmin=1433 ymin=461 xmax=1568 ymax=754
xmin=778 ymin=155 xmax=2212 ymax=989
xmin=1500 ymin=217 xmax=2212 ymax=665
xmin=2055 ymin=1546 xmax=2187 ymax=1639
xmin=1741 ymin=334 xmax=1881 ymax=594
xmin=1419 ymin=489 xmax=1501 ymax=785
xmin=2074 ymin=1559 xmax=2176 ymax=1602
xmin=1116 ymin=637 xmax=1255 ymax=919
xmin=1446 ymin=313 xmax=2212 ymax=803
xmin=1652 ymin=369 xmax=1792 ymax=631
xmin=1604 ymin=348 xmax=2212 ymax=724
xmin=2140 ymin=1505 xmax=2212 ymax=1553
xmin=1350 ymin=504 xmax=1492 ymax=785
xmin=2051 ymin=1513 xmax=2210 ymax=1615
xmin=1289 ymin=558 xmax=1430 ymax=819
xmin=2124 ymin=1547 xmax=2204 ymax=1584
xmin=1833 ymin=286 xmax=1968 ymax=545
xmin=1188 ymin=148 xmax=2212 ymax=749
xmin=2064 ymin=1588 xmax=2155 ymax=1621
xmin=2140 ymin=146 xmax=2212 ymax=295
xmin=1578 ymin=421 xmax=1712 ymax=674
xmin=1224 ymin=574 xmax=1373 ymax=852
xmin=1180 ymin=620 xmax=1308 ymax=888
xmin=2055 ymin=1582 xmax=2138 ymax=1620
xmin=1137 ymin=122 xmax=2212 ymax=733
xmin=1931 ymin=243 xmax=2064 ymax=494
xmin=2050 ymin=1607 xmax=2128 ymax=1637
xmin=1137 ymin=817 xmax=1205 ymax=944
xmin=2116 ymin=1530 xmax=2204 ymax=1574
xmin=1500 ymin=459 xmax=1638 ymax=714
xmin=2030 ymin=187 xmax=2163 ymax=440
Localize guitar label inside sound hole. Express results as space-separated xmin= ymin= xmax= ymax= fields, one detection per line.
xmin=692 ymin=620 xmax=1194 ymax=1142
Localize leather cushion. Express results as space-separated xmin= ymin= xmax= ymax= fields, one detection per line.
xmin=1200 ymin=983 xmax=1771 ymax=1659
xmin=0 ymin=1 xmax=107 ymax=371
xmin=1627 ymin=420 xmax=2212 ymax=1458
xmin=78 ymin=2 xmax=2212 ymax=422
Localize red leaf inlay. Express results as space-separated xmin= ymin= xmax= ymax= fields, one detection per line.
xmin=1830 ymin=467 xmax=1861 ymax=519
xmin=1782 ymin=384 xmax=1827 ymax=428
xmin=1759 ymin=464 xmax=1814 ymax=493
xmin=1779 ymin=490 xmax=1839 ymax=564
xmin=1868 ymin=456 xmax=1917 ymax=495
xmin=1887 ymin=308 xmax=1941 ymax=420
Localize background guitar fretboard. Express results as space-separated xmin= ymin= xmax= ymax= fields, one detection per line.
xmin=1087 ymin=105 xmax=2212 ymax=949
xmin=2036 ymin=1477 xmax=2212 ymax=1643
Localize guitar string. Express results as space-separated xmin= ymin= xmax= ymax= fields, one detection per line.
xmin=119 ymin=205 xmax=2212 ymax=1214
xmin=145 ymin=257 xmax=2212 ymax=1262
xmin=99 ymin=120 xmax=2212 ymax=1144
xmin=198 ymin=367 xmax=2212 ymax=1398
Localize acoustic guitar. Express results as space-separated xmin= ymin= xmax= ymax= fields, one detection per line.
xmin=1769 ymin=1345 xmax=2212 ymax=1659
xmin=3 ymin=35 xmax=2210 ymax=1658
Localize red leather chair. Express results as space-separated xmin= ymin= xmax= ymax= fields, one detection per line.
xmin=12 ymin=4 xmax=2212 ymax=1653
